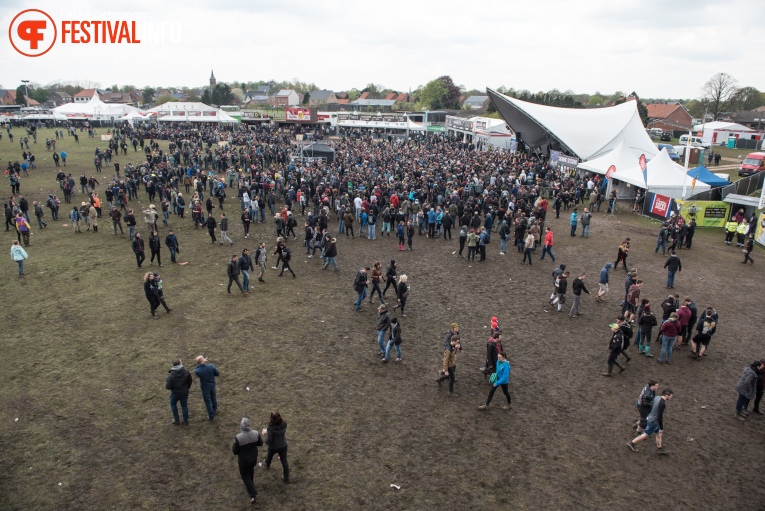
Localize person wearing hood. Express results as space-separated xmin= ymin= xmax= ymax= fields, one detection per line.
xmin=735 ymin=361 xmax=765 ymax=420
xmin=663 ymin=250 xmax=682 ymax=288
xmin=165 ymin=358 xmax=192 ymax=425
xmin=597 ymin=262 xmax=612 ymax=302
xmin=232 ymin=417 xmax=264 ymax=503
xmin=498 ymin=220 xmax=510 ymax=255
xmin=382 ymin=260 xmax=398 ymax=297
xmin=261 ymin=411 xmax=290 ymax=483
xmin=478 ymin=352 xmax=511 ymax=411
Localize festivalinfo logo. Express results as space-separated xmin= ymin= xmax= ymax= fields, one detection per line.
xmin=9 ymin=8 xmax=182 ymax=57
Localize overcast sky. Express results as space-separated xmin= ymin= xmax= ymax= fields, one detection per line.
xmin=2 ymin=0 xmax=762 ymax=99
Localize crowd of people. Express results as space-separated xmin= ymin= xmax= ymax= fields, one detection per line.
xmin=5 ymin=119 xmax=763 ymax=503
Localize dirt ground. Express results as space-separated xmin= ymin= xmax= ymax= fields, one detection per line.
xmin=1 ymin=128 xmax=764 ymax=511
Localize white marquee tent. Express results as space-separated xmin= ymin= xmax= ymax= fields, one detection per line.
xmin=577 ymin=142 xmax=710 ymax=199
xmin=53 ymin=95 xmax=141 ymax=120
xmin=693 ymin=121 xmax=756 ymax=145
xmin=487 ymin=89 xmax=659 ymax=161
xmin=145 ymin=102 xmax=238 ymax=123
xmin=117 ymin=110 xmax=149 ymax=123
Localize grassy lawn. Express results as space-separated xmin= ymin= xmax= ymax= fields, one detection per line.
xmin=2 ymin=127 xmax=764 ymax=510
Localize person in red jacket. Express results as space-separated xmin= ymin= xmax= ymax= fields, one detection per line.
xmin=658 ymin=312 xmax=681 ymax=364
xmin=674 ymin=301 xmax=692 ymax=348
xmin=539 ymin=227 xmax=556 ymax=261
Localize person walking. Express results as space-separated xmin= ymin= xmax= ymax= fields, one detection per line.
xmin=369 ymin=261 xmax=385 ymax=305
xmin=261 ymin=411 xmax=290 ymax=483
xmin=602 ymin=322 xmax=627 ymax=376
xmin=615 ymin=238 xmax=630 ymax=270
xmin=637 ymin=303 xmax=658 ymax=357
xmin=663 ymin=250 xmax=682 ymax=288
xmin=143 ymin=272 xmax=160 ymax=319
xmin=227 ymin=254 xmax=246 ymax=295
xmin=742 ymin=233 xmax=755 ymax=264
xmin=596 ymin=262 xmax=612 ymax=302
xmin=232 ymin=417 xmax=264 ymax=504
xmin=520 ymin=231 xmax=534 ymax=265
xmin=15 ymin=214 xmax=31 ymax=246
xmin=206 ymin=214 xmax=217 ymax=243
xmin=382 ymin=260 xmax=398 ymax=297
xmin=194 ymin=356 xmax=220 ymax=421
xmin=220 ymin=213 xmax=234 ymax=245
xmin=570 ymin=273 xmax=590 ymax=317
xmin=539 ymin=227 xmax=555 ymax=261
xmin=165 ymin=358 xmax=192 ymax=426
xmin=353 ymin=267 xmax=369 ymax=311
xmin=322 ymin=236 xmax=338 ymax=271
xmin=628 ymin=389 xmax=673 ymax=455
xmin=735 ymin=360 xmax=764 ymax=420
xmin=277 ymin=245 xmax=296 ymax=278
xmin=689 ymin=307 xmax=718 ymax=359
xmin=239 ymin=248 xmax=254 ymax=292
xmin=132 ymin=233 xmax=146 ymax=269
xmin=376 ymin=304 xmax=391 ymax=359
xmin=256 ymin=242 xmax=267 ymax=283
xmin=148 ymin=230 xmax=162 ymax=267
xmin=436 ymin=324 xmax=461 ymax=394
xmin=580 ymin=208 xmax=592 ymax=238
xmin=478 ymin=352 xmax=511 ymax=411
xmin=109 ymin=207 xmax=124 ymax=235
xmin=551 ymin=271 xmax=569 ymax=312
xmin=383 ymin=317 xmax=403 ymax=362
xmin=165 ymin=230 xmax=179 ymax=263
xmin=392 ymin=275 xmax=409 ymax=317
xmin=634 ymin=380 xmax=659 ymax=434
xmin=10 ymin=240 xmax=28 ymax=277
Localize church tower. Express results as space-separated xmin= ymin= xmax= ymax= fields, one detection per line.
xmin=210 ymin=70 xmax=216 ymax=89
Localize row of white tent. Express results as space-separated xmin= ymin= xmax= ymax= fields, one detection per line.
xmin=22 ymin=94 xmax=238 ymax=123
xmin=487 ymin=89 xmax=712 ymax=198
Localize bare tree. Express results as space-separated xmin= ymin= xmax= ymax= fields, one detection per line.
xmin=701 ymin=72 xmax=738 ymax=120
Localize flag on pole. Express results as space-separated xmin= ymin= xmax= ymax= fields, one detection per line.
xmin=691 ymin=176 xmax=698 ymax=192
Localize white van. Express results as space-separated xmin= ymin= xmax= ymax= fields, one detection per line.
xmin=678 ymin=135 xmax=710 ymax=149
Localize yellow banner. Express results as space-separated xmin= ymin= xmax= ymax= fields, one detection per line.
xmin=675 ymin=200 xmax=730 ymax=228
xmin=755 ymin=212 xmax=765 ymax=247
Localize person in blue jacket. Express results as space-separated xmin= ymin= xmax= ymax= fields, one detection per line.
xmin=569 ymin=208 xmax=579 ymax=237
xmin=427 ymin=207 xmax=437 ymax=238
xmin=479 ymin=352 xmax=511 ymax=411
xmin=194 ymin=355 xmax=220 ymax=421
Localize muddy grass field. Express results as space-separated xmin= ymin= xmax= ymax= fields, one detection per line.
xmin=1 ymin=128 xmax=763 ymax=511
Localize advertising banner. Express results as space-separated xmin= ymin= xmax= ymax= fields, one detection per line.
xmin=286 ymin=107 xmax=311 ymax=121
xmin=755 ymin=212 xmax=765 ymax=248
xmin=674 ymin=200 xmax=730 ymax=228
xmin=643 ymin=192 xmax=675 ymax=220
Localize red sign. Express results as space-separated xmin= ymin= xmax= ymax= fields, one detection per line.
xmin=650 ymin=193 xmax=671 ymax=217
xmin=9 ymin=9 xmax=57 ymax=57
xmin=639 ymin=154 xmax=646 ymax=171
xmin=606 ymin=165 xmax=616 ymax=180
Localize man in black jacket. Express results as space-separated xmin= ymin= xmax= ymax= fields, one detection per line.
xmin=132 ymin=233 xmax=145 ymax=268
xmin=165 ymin=230 xmax=179 ymax=263
xmin=569 ymin=273 xmax=590 ymax=317
xmin=663 ymin=250 xmax=682 ymax=288
xmin=206 ymin=215 xmax=217 ymax=243
xmin=354 ymin=267 xmax=369 ymax=311
xmin=239 ymin=248 xmax=253 ymax=292
xmin=602 ymin=322 xmax=626 ymax=376
xmin=232 ymin=417 xmax=264 ymax=504
xmin=165 ymin=358 xmax=192 ymax=425
xmin=227 ymin=255 xmax=245 ymax=295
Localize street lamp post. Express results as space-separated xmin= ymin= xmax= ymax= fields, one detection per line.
xmin=21 ymin=80 xmax=30 ymax=107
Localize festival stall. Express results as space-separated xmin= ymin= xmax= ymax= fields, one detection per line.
xmin=53 ymin=95 xmax=142 ymax=121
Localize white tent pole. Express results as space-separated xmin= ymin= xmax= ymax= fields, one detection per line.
xmin=682 ymin=129 xmax=692 ymax=199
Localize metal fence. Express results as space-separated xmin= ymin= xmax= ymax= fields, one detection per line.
xmin=689 ymin=171 xmax=765 ymax=201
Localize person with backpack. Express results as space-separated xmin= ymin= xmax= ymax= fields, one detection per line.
xmin=165 ymin=358 xmax=192 ymax=425
xmin=478 ymin=351 xmax=511 ymax=411
xmin=353 ymin=267 xmax=369 ymax=311
xmin=628 ymin=389 xmax=673 ymax=455
xmin=277 ymin=245 xmax=295 ymax=278
xmin=658 ymin=312 xmax=681 ymax=364
xmin=634 ymin=380 xmax=660 ymax=434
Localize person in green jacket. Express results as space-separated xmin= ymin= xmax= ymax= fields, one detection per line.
xmin=467 ymin=228 xmax=479 ymax=262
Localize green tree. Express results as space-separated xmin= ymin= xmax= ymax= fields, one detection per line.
xmin=302 ymin=92 xmax=310 ymax=105
xmin=347 ymin=88 xmax=360 ymax=101
xmin=31 ymin=88 xmax=49 ymax=103
xmin=730 ymin=86 xmax=763 ymax=111
xmin=616 ymin=92 xmax=649 ymax=126
xmin=155 ymin=95 xmax=178 ymax=106
xmin=438 ymin=75 xmax=461 ymax=109
xmin=15 ymin=85 xmax=27 ymax=105
xmin=201 ymin=89 xmax=211 ymax=104
xmin=211 ymin=83 xmax=234 ymax=105
xmin=419 ymin=79 xmax=448 ymax=110
xmin=142 ymin=86 xmax=156 ymax=104
xmin=587 ymin=94 xmax=604 ymax=107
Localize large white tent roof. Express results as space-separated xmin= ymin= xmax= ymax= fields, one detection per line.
xmin=53 ymin=95 xmax=140 ymax=120
xmin=486 ymin=89 xmax=658 ymax=161
xmin=578 ymin=142 xmax=710 ymax=199
xmin=145 ymin=102 xmax=238 ymax=123
xmin=693 ymin=121 xmax=754 ymax=132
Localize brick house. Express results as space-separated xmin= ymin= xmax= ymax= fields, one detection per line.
xmin=645 ymin=103 xmax=692 ymax=131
